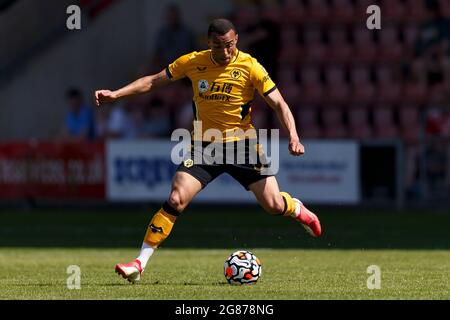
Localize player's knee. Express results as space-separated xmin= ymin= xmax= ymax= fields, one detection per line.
xmin=168 ymin=189 xmax=187 ymax=212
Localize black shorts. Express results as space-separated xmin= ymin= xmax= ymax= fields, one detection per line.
xmin=177 ymin=140 xmax=274 ymax=191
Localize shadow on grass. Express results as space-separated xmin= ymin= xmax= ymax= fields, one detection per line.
xmin=1 ymin=207 xmax=450 ymax=250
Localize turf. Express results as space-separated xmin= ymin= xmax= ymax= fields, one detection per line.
xmin=0 ymin=207 xmax=449 ymax=299
xmin=0 ymin=248 xmax=449 ymax=299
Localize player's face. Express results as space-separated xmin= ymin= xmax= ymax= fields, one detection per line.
xmin=208 ymin=30 xmax=238 ymax=66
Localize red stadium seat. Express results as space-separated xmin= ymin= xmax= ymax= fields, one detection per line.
xmin=381 ymin=0 xmax=406 ymax=23
xmin=261 ymin=3 xmax=282 ymax=23
xmin=281 ymin=0 xmax=305 ymax=26
xmin=353 ymin=27 xmax=377 ymax=62
xmin=404 ymin=0 xmax=427 ymax=23
xmin=302 ymin=83 xmax=325 ymax=104
xmin=375 ymin=63 xmax=401 ymax=103
xmin=297 ymin=107 xmax=322 ymax=139
xmin=278 ymin=44 xmax=302 ymax=66
xmin=328 ymin=26 xmax=353 ymax=63
xmin=352 ymin=83 xmax=376 ymax=104
xmin=378 ymin=24 xmax=404 ymax=62
xmin=322 ymin=106 xmax=348 ymax=139
xmin=350 ymin=65 xmax=376 ymax=103
xmin=330 ymin=0 xmax=356 ymax=24
xmin=300 ymin=65 xmax=323 ymax=104
xmin=399 ymin=104 xmax=421 ymax=145
xmin=327 ymin=82 xmax=351 ymax=104
xmin=280 ymin=27 xmax=298 ymax=46
xmin=330 ymin=44 xmax=353 ymax=63
xmin=375 ymin=63 xmax=396 ymax=84
xmin=402 ymin=81 xmax=428 ymax=104
xmin=377 ymin=82 xmax=402 ymax=104
xmin=300 ymin=65 xmax=321 ymax=85
xmin=303 ymin=43 xmax=328 ymax=63
xmin=373 ymin=106 xmax=399 ymax=139
xmin=278 ymin=66 xmax=297 ymax=85
xmin=304 ymin=0 xmax=330 ymax=23
xmin=441 ymin=0 xmax=450 ymax=18
xmin=279 ymin=83 xmax=300 ymax=106
xmin=325 ymin=65 xmax=346 ymax=84
xmin=428 ymin=83 xmax=448 ymax=104
xmin=251 ymin=101 xmax=269 ymax=129
xmin=350 ymin=65 xmax=371 ymax=84
xmin=302 ymin=26 xmax=327 ymax=63
xmin=324 ymin=65 xmax=350 ymax=103
xmin=403 ymin=24 xmax=419 ymax=50
xmin=348 ymin=105 xmax=373 ymax=139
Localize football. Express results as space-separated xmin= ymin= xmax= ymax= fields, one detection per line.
xmin=223 ymin=250 xmax=262 ymax=285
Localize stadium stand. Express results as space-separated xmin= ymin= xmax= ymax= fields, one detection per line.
xmin=1 ymin=0 xmax=450 ymax=201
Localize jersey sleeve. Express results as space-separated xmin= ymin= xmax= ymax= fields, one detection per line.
xmin=166 ymin=52 xmax=194 ymax=81
xmin=251 ymin=58 xmax=277 ymax=97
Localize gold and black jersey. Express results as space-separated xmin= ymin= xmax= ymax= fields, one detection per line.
xmin=166 ymin=49 xmax=277 ymax=142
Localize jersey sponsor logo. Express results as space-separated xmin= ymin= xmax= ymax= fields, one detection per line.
xmin=231 ymin=69 xmax=242 ymax=80
xmin=198 ymin=80 xmax=209 ymax=93
xmin=199 ymin=93 xmax=231 ymax=101
xmin=211 ymin=82 xmax=234 ymax=94
xmin=198 ymin=81 xmax=234 ymax=101
xmin=263 ymin=75 xmax=271 ymax=83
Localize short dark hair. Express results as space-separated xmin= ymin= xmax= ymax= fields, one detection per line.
xmin=208 ymin=19 xmax=236 ymax=38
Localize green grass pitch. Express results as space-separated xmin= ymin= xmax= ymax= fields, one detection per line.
xmin=0 ymin=206 xmax=449 ymax=299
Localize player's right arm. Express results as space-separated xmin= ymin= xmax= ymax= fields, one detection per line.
xmin=94 ymin=69 xmax=171 ymax=106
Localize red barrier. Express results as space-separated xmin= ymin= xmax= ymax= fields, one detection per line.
xmin=0 ymin=142 xmax=105 ymax=199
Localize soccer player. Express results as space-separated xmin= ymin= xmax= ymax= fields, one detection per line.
xmin=95 ymin=19 xmax=322 ymax=283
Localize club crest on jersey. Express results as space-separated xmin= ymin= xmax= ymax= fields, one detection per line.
xmin=198 ymin=80 xmax=209 ymax=93
xmin=184 ymin=159 xmax=194 ymax=168
xmin=231 ymin=69 xmax=242 ymax=80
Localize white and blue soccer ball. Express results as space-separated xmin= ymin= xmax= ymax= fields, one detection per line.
xmin=224 ymin=250 xmax=262 ymax=285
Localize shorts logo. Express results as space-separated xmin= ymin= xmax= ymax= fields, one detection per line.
xmin=231 ymin=69 xmax=242 ymax=80
xmin=184 ymin=159 xmax=194 ymax=168
xmin=198 ymin=80 xmax=209 ymax=93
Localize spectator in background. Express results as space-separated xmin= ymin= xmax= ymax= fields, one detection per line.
xmin=61 ymin=87 xmax=96 ymax=142
xmin=94 ymin=104 xmax=109 ymax=141
xmin=234 ymin=1 xmax=281 ymax=82
xmin=138 ymin=3 xmax=195 ymax=129
xmin=152 ymin=3 xmax=196 ymax=71
xmin=413 ymin=0 xmax=450 ymax=85
xmin=143 ymin=100 xmax=171 ymax=138
xmin=416 ymin=0 xmax=450 ymax=57
xmin=233 ymin=1 xmax=281 ymax=131
xmin=105 ymin=102 xmax=135 ymax=139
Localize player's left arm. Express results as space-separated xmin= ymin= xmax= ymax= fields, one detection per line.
xmin=264 ymin=89 xmax=304 ymax=156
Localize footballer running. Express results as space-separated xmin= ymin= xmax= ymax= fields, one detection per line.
xmin=95 ymin=19 xmax=322 ymax=283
